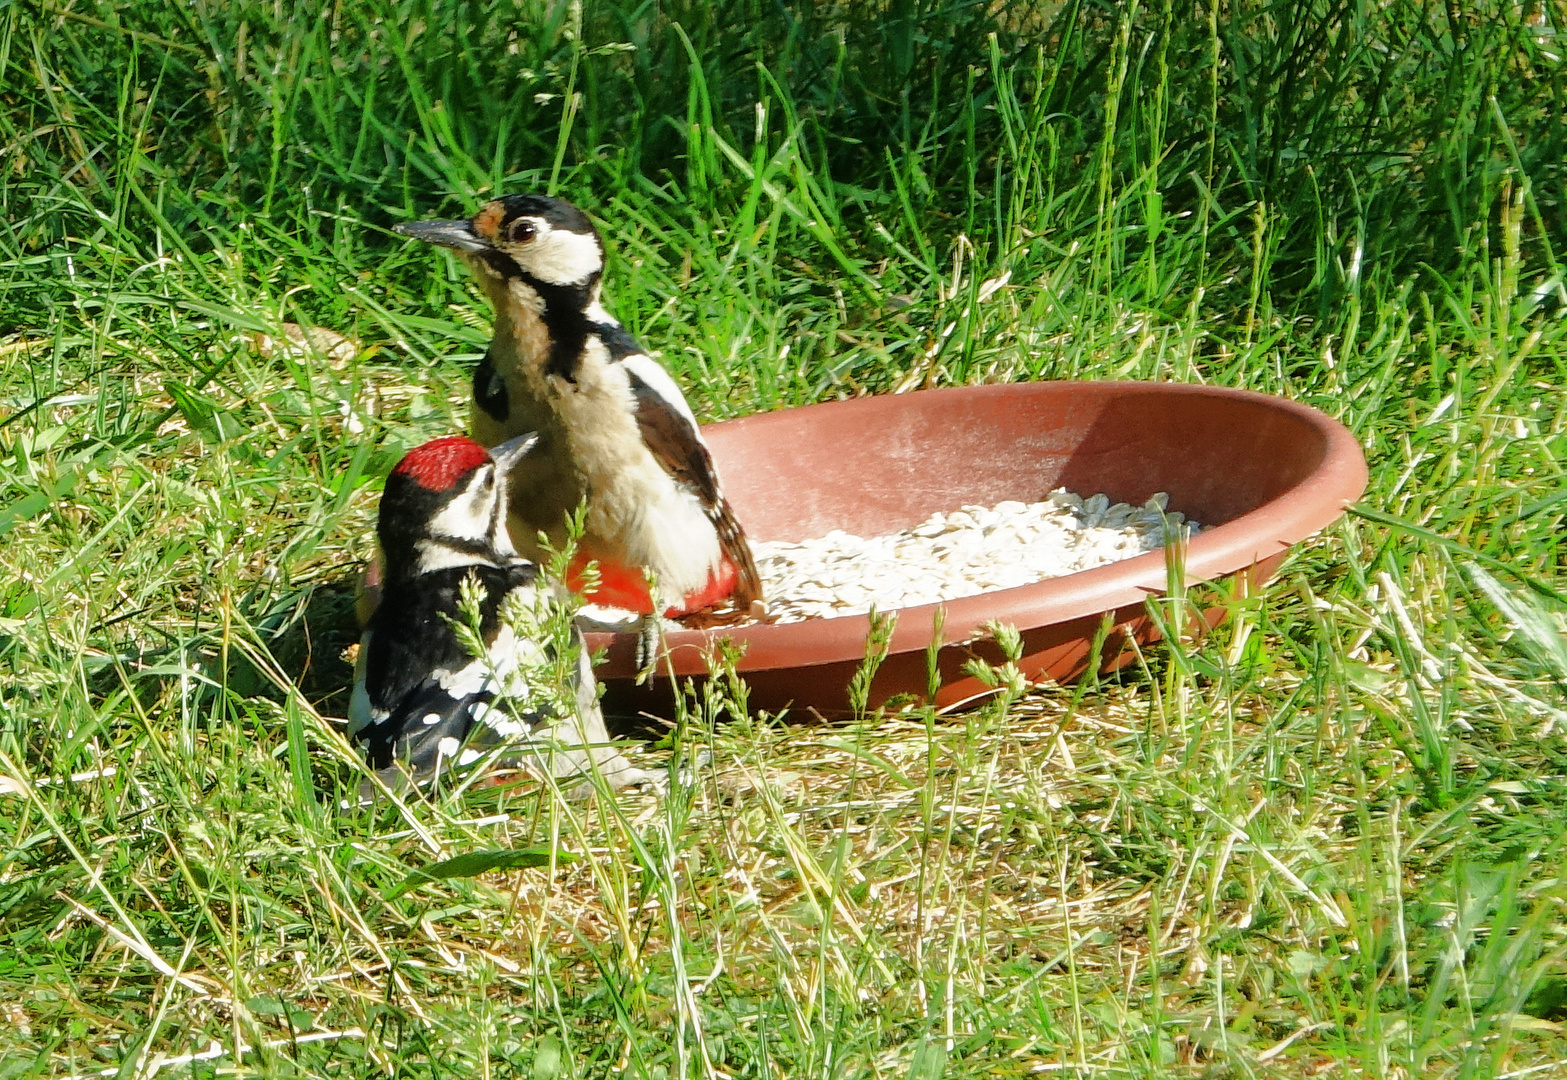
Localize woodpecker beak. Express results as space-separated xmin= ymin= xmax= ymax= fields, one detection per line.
xmin=394 ymin=218 xmax=490 ymax=253
xmin=488 ymin=432 xmax=538 ymax=473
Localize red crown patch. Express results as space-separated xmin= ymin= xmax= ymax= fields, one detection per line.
xmin=392 ymin=436 xmax=491 ymax=491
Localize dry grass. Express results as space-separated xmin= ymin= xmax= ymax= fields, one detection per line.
xmin=6 ymin=0 xmax=1567 ymax=1075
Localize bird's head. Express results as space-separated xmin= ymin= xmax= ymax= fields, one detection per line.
xmin=378 ymin=433 xmax=538 ymax=578
xmin=395 ymin=194 xmax=604 ymax=288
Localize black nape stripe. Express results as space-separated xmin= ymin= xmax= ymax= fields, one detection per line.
xmin=544 ymin=317 xmax=585 ymax=383
xmin=427 ymin=534 xmax=506 ymax=562
xmin=474 ymin=350 xmax=509 ymax=421
xmin=595 ymin=321 xmax=642 ymax=361
xmin=528 ymin=275 xmax=599 ymax=383
xmin=482 ymin=253 xmax=612 ymax=383
xmin=479 ymin=248 xmax=525 ymax=281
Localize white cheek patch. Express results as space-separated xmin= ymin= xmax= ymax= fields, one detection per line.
xmin=488 ymin=489 xmax=522 ymax=558
xmin=520 ymin=223 xmax=602 ymax=285
xmin=427 ymin=480 xmax=494 ymax=542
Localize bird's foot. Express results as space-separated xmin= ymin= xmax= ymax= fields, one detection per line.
xmin=634 ymin=615 xmax=663 ymax=685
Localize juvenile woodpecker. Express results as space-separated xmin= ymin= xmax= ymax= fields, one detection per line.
xmin=349 ymin=434 xmax=647 ymax=794
xmin=394 ymin=195 xmax=762 ymax=623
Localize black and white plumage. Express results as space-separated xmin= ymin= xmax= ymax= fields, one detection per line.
xmin=394 ymin=195 xmax=761 ymax=622
xmin=349 ymin=433 xmax=647 ymax=793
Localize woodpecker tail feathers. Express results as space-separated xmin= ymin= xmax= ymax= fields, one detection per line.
xmin=709 ymin=495 xmax=762 ymax=609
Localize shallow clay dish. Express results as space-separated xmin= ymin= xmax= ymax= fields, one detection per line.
xmin=590 ymin=381 xmax=1367 ymax=719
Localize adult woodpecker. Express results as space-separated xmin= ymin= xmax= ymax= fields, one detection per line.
xmin=393 ymin=195 xmax=762 ymax=627
xmin=349 ymin=433 xmax=648 ymax=795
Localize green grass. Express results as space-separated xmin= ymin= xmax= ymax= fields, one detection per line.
xmin=3 ymin=0 xmax=1567 ymax=1075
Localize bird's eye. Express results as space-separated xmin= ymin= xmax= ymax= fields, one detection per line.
xmin=509 ymin=220 xmax=537 ymax=244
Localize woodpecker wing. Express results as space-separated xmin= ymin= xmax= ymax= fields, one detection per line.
xmin=356 ymin=673 xmax=510 ymax=778
xmin=350 ymin=564 xmax=648 ymax=793
xmin=351 ymin=565 xmax=547 ymax=779
xmin=619 ymin=352 xmax=763 ymax=607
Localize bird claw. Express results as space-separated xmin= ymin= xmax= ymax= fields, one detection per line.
xmin=634 ymin=616 xmax=663 ymax=685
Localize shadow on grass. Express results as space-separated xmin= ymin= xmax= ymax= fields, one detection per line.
xmin=252 ymin=573 xmax=363 ymax=718
xmin=264 ymin=573 xmax=669 ymax=746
